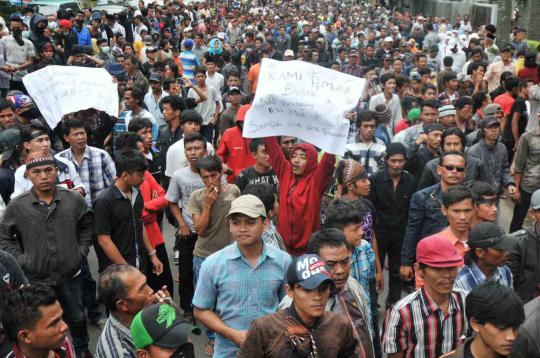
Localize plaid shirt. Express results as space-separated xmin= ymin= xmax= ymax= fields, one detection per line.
xmin=192 ymin=242 xmax=291 ymax=357
xmin=95 ymin=314 xmax=136 ymax=358
xmin=382 ymin=288 xmax=467 ymax=358
xmin=341 ymin=63 xmax=365 ymax=78
xmin=454 ymin=262 xmax=513 ymax=294
xmin=57 ymin=146 xmax=116 ymax=206
xmin=350 ymin=239 xmax=375 ymax=307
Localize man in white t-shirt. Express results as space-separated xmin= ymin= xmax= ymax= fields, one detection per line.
xmin=188 ymin=68 xmax=221 ymax=143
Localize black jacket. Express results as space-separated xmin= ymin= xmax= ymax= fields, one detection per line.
xmin=512 ymin=296 xmax=540 ymax=358
xmin=508 ymin=223 xmax=540 ymax=303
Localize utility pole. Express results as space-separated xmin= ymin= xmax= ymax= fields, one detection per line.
xmin=497 ymin=0 xmax=513 ymax=46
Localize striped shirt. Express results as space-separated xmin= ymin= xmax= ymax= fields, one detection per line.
xmin=95 ymin=314 xmax=137 ymax=358
xmin=57 ymin=146 xmax=116 ymax=206
xmin=344 ymin=139 xmax=386 ymax=175
xmin=454 ymin=262 xmax=513 ymax=294
xmin=192 ymin=241 xmax=291 ymax=357
xmin=180 ymin=49 xmax=201 ymax=82
xmin=382 ymin=288 xmax=467 ymax=358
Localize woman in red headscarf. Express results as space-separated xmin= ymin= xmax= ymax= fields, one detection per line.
xmin=264 ymin=136 xmax=335 ymax=256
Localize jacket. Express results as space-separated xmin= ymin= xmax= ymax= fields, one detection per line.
xmin=140 ymin=171 xmax=168 ymax=248
xmin=401 ymin=184 xmax=448 ymax=266
xmin=512 ymin=296 xmax=540 ymax=358
xmin=466 ymin=138 xmax=515 ymax=194
xmin=439 ymin=338 xmax=472 ymax=358
xmin=265 ymin=137 xmax=335 ymax=256
xmin=0 ymin=187 xmax=94 ymax=286
xmin=417 ymin=154 xmax=490 ymax=190
xmin=216 ymin=126 xmax=254 ymax=182
xmin=508 ymin=223 xmax=540 ymax=303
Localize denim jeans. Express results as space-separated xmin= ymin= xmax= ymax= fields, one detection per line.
xmin=193 ymin=255 xmax=215 ymax=340
xmin=81 ymin=257 xmax=103 ymax=322
xmin=53 ymin=273 xmax=89 ymax=353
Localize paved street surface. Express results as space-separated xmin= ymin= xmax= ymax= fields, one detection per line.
xmin=87 ymin=197 xmax=519 ymax=357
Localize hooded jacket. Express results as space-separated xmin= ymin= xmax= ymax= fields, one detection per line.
xmin=29 ymin=14 xmax=49 ymax=49
xmin=265 ymin=137 xmax=335 ymax=256
xmin=508 ymin=223 xmax=540 ymax=303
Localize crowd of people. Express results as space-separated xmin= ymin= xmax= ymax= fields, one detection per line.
xmin=0 ymin=0 xmax=539 ymax=357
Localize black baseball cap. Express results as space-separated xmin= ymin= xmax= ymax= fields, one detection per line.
xmin=0 ymin=128 xmax=20 ymax=163
xmin=130 ymin=304 xmax=201 ymax=350
xmin=469 ymin=222 xmax=517 ymax=250
xmin=287 ymin=254 xmax=334 ymax=290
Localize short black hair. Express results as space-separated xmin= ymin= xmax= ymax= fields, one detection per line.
xmin=61 ymin=114 xmax=87 ymax=136
xmin=0 ymin=98 xmax=15 ymax=112
xmin=467 ymin=181 xmax=497 ymax=201
xmin=114 ymin=149 xmax=148 ymax=175
xmin=194 ymin=154 xmax=222 ymax=174
xmin=243 ymin=183 xmax=276 ymax=214
xmin=443 ymin=71 xmax=458 ymax=83
xmin=125 ymin=86 xmax=144 ymax=106
xmin=419 ymin=67 xmax=432 ymax=77
xmin=466 ymin=281 xmax=524 ymax=329
xmin=421 ymin=99 xmax=439 ymax=112
xmin=442 ymin=184 xmax=473 ymax=207
xmin=443 ymin=56 xmax=454 ymax=67
xmin=396 ymin=75 xmax=410 ymax=89
xmin=20 ymin=122 xmax=49 ymax=144
xmin=0 ymin=283 xmax=58 ymax=342
xmin=356 ymin=109 xmax=376 ymax=126
xmin=325 ymin=199 xmax=366 ymax=230
xmin=127 ymin=116 xmax=152 ymax=133
xmin=401 ymin=96 xmax=418 ymax=113
xmin=97 ymin=264 xmax=138 ymax=312
xmin=161 ymin=95 xmax=184 ymax=112
xmin=307 ymin=228 xmax=352 ymax=255
xmin=454 ymin=96 xmax=473 ymax=110
xmin=421 ymin=83 xmax=437 ymax=94
xmin=504 ymin=77 xmax=520 ymax=92
xmin=439 ymin=151 xmax=466 ymax=166
xmin=248 ymin=138 xmax=264 ymax=153
xmin=380 ymin=72 xmax=396 ymax=85
xmin=180 ymin=109 xmax=203 ymax=126
xmin=183 ymin=132 xmax=207 ymax=148
xmin=441 ymin=128 xmax=466 ymax=152
xmin=115 ymin=132 xmax=143 ymax=152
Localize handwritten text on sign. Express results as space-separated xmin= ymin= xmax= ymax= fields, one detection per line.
xmin=23 ymin=66 xmax=119 ymax=129
xmin=243 ymin=59 xmax=365 ymax=155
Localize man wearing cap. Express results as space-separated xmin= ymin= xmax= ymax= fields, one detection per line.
xmin=467 ymin=103 xmax=503 ymax=145
xmin=376 ymin=36 xmax=393 ymax=63
xmin=484 ymin=45 xmax=516 ymax=93
xmin=439 ymin=104 xmax=457 ymax=130
xmin=0 ymin=14 xmax=35 ymax=93
xmin=0 ymin=151 xmax=94 ymax=356
xmin=219 ymin=85 xmax=242 ymax=135
xmin=144 ymin=73 xmax=168 ymax=128
xmin=56 ymin=19 xmax=78 ymax=58
xmin=511 ymin=111 xmax=540 ymax=231
xmin=508 ymin=189 xmax=540 ymax=303
xmin=454 ymin=222 xmax=514 ymax=293
xmin=131 ymin=304 xmax=200 ymax=358
xmin=179 ymin=39 xmax=201 ymax=83
xmin=217 ymin=104 xmax=255 ymax=183
xmin=383 ymin=235 xmax=467 ymax=357
xmin=467 ymin=115 xmax=516 ymax=196
xmin=193 ymin=194 xmax=291 ymax=357
xmin=406 ymin=122 xmax=444 ymax=179
xmin=239 ymin=254 xmax=357 ymax=357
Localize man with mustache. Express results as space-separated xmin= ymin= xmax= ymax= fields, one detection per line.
xmin=382 ymin=235 xmax=467 ymax=358
xmin=0 ymin=14 xmax=35 ymax=93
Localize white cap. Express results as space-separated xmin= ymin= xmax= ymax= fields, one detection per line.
xmin=284 ymin=49 xmax=294 ymax=57
xmin=384 ymin=36 xmax=393 ymax=43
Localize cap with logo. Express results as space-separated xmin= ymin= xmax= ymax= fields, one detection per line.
xmin=228 ymin=194 xmax=266 ymax=218
xmin=131 ymin=304 xmax=201 ymax=350
xmin=469 ymin=222 xmax=517 ymax=250
xmin=416 ymin=235 xmax=464 ymax=268
xmin=287 ymin=254 xmax=334 ymax=290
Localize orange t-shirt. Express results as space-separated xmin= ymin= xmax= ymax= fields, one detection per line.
xmin=415 ymin=227 xmax=469 ymax=288
xmin=247 ymin=63 xmax=261 ymax=94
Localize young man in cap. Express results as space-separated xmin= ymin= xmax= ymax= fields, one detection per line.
xmin=219 ymin=85 xmax=242 ymax=135
xmin=0 ymin=151 xmax=94 ymax=357
xmin=439 ymin=104 xmax=457 ymax=130
xmin=468 ymin=181 xmax=499 ymax=226
xmin=508 ymin=189 xmax=540 ymax=303
xmin=144 ymin=73 xmax=168 ymax=128
xmin=341 ymin=48 xmax=364 ymax=78
xmin=0 ymin=284 xmax=76 ymax=358
xmin=467 ymin=103 xmax=503 ymax=146
xmin=467 ymin=116 xmax=516 ymax=197
xmin=192 ymin=194 xmax=291 ymax=357
xmin=130 ymin=304 xmax=201 ymax=358
xmin=217 ymin=104 xmax=256 ymax=183
xmin=400 ymin=152 xmax=467 ymax=282
xmin=441 ymin=282 xmax=524 ymax=358
xmin=454 ymin=222 xmax=515 ymax=293
xmin=239 ymin=254 xmax=357 ymax=357
xmin=383 ymin=235 xmax=467 ymax=358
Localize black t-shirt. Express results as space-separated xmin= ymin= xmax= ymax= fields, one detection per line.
xmin=93 ymin=185 xmax=146 ymax=272
xmin=234 ymin=166 xmax=279 ymax=195
xmin=505 ymin=96 xmax=528 ymax=141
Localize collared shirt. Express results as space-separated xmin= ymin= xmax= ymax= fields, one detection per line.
xmin=95 ymin=314 xmax=137 ymax=358
xmin=513 ymin=127 xmax=540 ymax=193
xmin=6 ymin=337 xmax=75 ymax=358
xmin=144 ymin=90 xmax=169 ymax=128
xmin=382 ymin=288 xmax=468 ymax=358
xmin=350 ymin=239 xmax=375 ymax=307
xmin=344 ymin=139 xmax=386 ymax=174
xmin=455 ymin=262 xmax=513 ymax=293
xmin=260 ymin=221 xmax=286 ymax=251
xmin=341 ymin=63 xmax=365 ymax=78
xmin=57 ymin=146 xmax=116 ymax=206
xmin=192 ymin=241 xmax=291 ymax=357
xmin=484 ymin=60 xmax=516 ymax=93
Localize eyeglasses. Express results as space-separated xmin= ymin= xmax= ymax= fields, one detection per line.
xmin=443 ymin=165 xmax=465 ymax=172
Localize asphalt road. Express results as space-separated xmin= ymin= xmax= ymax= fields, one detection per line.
xmin=86 ymin=197 xmax=520 ymax=357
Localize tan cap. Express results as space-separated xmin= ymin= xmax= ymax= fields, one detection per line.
xmin=228 ymin=195 xmax=267 ymax=218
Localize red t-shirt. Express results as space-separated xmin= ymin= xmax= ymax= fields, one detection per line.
xmin=494 ymin=92 xmax=515 ymax=116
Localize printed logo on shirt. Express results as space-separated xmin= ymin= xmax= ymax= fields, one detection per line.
xmin=3 ymin=273 xmax=9 ymax=285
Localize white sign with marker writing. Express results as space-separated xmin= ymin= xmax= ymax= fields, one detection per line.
xmin=23 ymin=66 xmax=119 ymax=129
xmin=243 ymin=59 xmax=365 ymax=155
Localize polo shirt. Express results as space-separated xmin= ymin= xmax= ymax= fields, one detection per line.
xmin=94 ymin=185 xmax=146 ymax=273
xmin=192 ymin=241 xmax=291 ymax=357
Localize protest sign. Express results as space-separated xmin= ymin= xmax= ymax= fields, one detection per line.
xmin=243 ymin=59 xmax=365 ymax=155
xmin=23 ymin=66 xmax=119 ymax=129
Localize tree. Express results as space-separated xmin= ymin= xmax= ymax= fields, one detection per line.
xmin=497 ymin=0 xmax=513 ymax=47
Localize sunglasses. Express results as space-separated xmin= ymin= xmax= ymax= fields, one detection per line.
xmin=443 ymin=165 xmax=465 ymax=172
